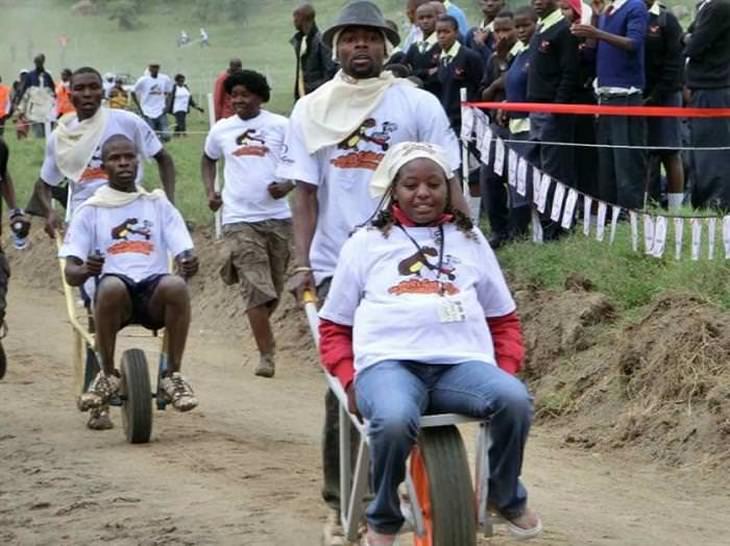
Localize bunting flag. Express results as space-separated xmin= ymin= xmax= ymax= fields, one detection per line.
xmin=494 ymin=138 xmax=505 ymax=176
xmin=473 ymin=109 xmax=488 ymax=143
xmin=561 ymin=189 xmax=579 ymax=229
xmin=609 ymin=205 xmax=621 ymax=244
xmin=596 ymin=201 xmax=607 ymax=242
xmin=724 ymin=216 xmax=730 ymax=259
xmin=652 ymin=215 xmax=667 ymax=258
xmin=643 ymin=214 xmax=655 ymax=254
xmin=537 ymin=174 xmax=551 ymax=213
xmin=583 ymin=196 xmax=592 ymax=237
xmin=460 ymin=106 xmax=475 ymax=140
xmin=532 ymin=169 xmax=542 ymax=205
xmin=517 ymin=158 xmax=528 ymax=197
xmin=531 ymin=208 xmax=543 ymax=243
xmin=508 ymin=149 xmax=518 ymax=187
xmin=630 ymin=211 xmax=639 ymax=252
xmin=674 ymin=217 xmax=684 ymax=260
xmin=707 ymin=217 xmax=716 ymax=260
xmin=691 ymin=218 xmax=702 ymax=261
xmin=550 ymin=182 xmax=566 ymax=222
xmin=479 ymin=125 xmax=492 ymax=161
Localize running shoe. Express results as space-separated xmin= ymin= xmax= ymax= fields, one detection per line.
xmin=86 ymin=405 xmax=113 ymax=430
xmin=78 ymin=371 xmax=120 ymax=411
xmin=159 ymin=372 xmax=198 ymax=412
xmin=254 ymin=352 xmax=275 ymax=378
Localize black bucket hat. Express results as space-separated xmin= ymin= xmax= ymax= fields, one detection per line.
xmin=322 ymin=0 xmax=401 ymax=48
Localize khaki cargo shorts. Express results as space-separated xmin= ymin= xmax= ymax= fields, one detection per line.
xmin=220 ymin=219 xmax=292 ymax=312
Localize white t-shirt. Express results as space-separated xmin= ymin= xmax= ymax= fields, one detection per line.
xmin=320 ymin=224 xmax=515 ymax=374
xmin=204 ymin=110 xmax=291 ymax=224
xmin=133 ymin=74 xmax=172 ymax=118
xmin=41 ymin=109 xmax=162 ymax=215
xmin=59 ymin=195 xmax=193 ymax=283
xmin=172 ymin=85 xmax=191 ymax=114
xmin=276 ymin=84 xmax=460 ymax=285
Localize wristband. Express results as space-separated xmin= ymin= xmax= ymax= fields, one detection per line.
xmin=292 ymin=266 xmax=313 ymax=274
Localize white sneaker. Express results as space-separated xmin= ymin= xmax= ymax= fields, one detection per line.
xmin=159 ymin=372 xmax=198 ymax=412
xmin=78 ymin=372 xmax=120 ymax=411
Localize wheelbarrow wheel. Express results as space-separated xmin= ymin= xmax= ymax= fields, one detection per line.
xmin=411 ymin=425 xmax=477 ymax=546
xmin=120 ymin=348 xmax=153 ymax=444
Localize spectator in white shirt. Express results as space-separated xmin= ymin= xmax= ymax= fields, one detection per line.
xmin=132 ymin=63 xmax=173 ymax=142
xmin=169 ymin=73 xmax=203 ymax=137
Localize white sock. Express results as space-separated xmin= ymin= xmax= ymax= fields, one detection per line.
xmin=667 ymin=193 xmax=684 ymax=210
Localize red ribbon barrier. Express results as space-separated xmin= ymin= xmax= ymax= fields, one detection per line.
xmin=464 ymin=101 xmax=730 ymax=118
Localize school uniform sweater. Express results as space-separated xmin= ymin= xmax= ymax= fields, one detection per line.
xmin=685 ymin=0 xmax=730 ymax=89
xmin=526 ymin=17 xmax=580 ymax=103
xmin=644 ymin=4 xmax=684 ymax=100
xmin=505 ymin=49 xmax=530 ymax=123
xmin=404 ymin=41 xmax=441 ymax=94
xmin=437 ymin=44 xmax=485 ymax=130
xmin=596 ymin=0 xmax=648 ymax=90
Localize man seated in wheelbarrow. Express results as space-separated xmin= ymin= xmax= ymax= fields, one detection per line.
xmin=60 ymin=134 xmax=199 ymax=429
xmin=318 ymin=142 xmax=542 ymax=545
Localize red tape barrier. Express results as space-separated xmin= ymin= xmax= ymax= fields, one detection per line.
xmin=464 ymin=101 xmax=730 ymax=118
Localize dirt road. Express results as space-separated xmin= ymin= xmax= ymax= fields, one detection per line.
xmin=1 ymin=281 xmax=729 ymax=545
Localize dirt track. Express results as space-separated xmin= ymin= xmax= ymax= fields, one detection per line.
xmin=2 ymin=279 xmax=730 ymax=545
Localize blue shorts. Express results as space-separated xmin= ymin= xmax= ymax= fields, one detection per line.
xmin=647 ymin=91 xmax=682 ymax=155
xmin=97 ymin=273 xmax=167 ymax=330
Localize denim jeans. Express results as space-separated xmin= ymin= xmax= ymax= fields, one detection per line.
xmin=144 ymin=113 xmax=170 ymax=142
xmin=355 ymin=359 xmax=533 ymax=534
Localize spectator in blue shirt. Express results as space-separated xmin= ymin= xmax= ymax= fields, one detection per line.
xmin=572 ymin=0 xmax=649 ymax=210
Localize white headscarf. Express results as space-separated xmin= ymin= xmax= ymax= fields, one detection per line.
xmin=369 ymin=142 xmax=452 ymax=199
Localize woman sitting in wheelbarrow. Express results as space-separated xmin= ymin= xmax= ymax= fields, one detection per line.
xmin=60 ymin=134 xmax=199 ymax=429
xmin=318 ymin=142 xmax=542 ymax=545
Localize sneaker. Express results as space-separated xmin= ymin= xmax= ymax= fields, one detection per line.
xmin=159 ymin=372 xmax=198 ymax=412
xmin=12 ymin=234 xmax=29 ymax=251
xmin=363 ymin=526 xmax=398 ymax=546
xmin=78 ymin=371 xmax=121 ymax=411
xmin=254 ymin=352 xmax=275 ymax=378
xmin=86 ymin=405 xmax=114 ymax=430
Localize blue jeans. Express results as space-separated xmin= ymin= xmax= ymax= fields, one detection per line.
xmin=355 ymin=360 xmax=533 ymax=534
xmin=144 ymin=113 xmax=170 ymax=142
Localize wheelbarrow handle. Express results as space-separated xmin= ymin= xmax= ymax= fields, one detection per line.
xmin=302 ymin=289 xmax=320 ymax=348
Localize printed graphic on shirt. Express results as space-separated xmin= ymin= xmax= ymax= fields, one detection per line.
xmin=331 ymin=118 xmax=398 ymax=170
xmin=147 ymin=83 xmax=165 ymax=97
xmin=78 ymin=148 xmax=109 ymax=183
xmin=108 ymin=218 xmax=155 ymax=256
xmin=388 ymin=244 xmax=461 ymax=296
xmin=233 ymin=129 xmax=269 ymax=157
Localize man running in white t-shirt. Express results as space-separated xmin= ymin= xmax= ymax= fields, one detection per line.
xmin=202 ymin=70 xmax=293 ymax=378
xmin=60 ymin=134 xmax=199 ymax=423
xmin=276 ymin=1 xmax=467 ymax=542
xmin=30 ymin=66 xmax=176 ymax=237
xmin=132 ymin=62 xmax=173 ymax=142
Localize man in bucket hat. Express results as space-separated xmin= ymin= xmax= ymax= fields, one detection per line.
xmin=277 ymin=1 xmax=491 ymax=544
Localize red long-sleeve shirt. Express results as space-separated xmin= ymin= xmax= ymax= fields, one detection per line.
xmin=319 ymin=311 xmax=525 ymax=390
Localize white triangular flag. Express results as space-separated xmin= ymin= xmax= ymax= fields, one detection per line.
xmin=707 ymin=217 xmax=717 ymax=260
xmin=673 ymin=217 xmax=684 ymax=260
xmin=723 ymin=216 xmax=730 ymax=259
xmin=508 ymin=149 xmax=518 ymax=187
xmin=652 ymin=216 xmax=667 ymax=258
xmin=532 ymin=168 xmax=542 ymax=205
xmin=531 ymin=208 xmax=543 ymax=243
xmin=609 ymin=206 xmax=621 ymax=244
xmin=691 ymin=218 xmax=702 ymax=261
xmin=583 ymin=196 xmax=592 ymax=236
xmin=537 ymin=174 xmax=551 ymax=213
xmin=473 ymin=109 xmax=487 ymax=143
xmin=561 ymin=189 xmax=578 ymax=229
xmin=643 ymin=214 xmax=655 ymax=254
xmin=550 ymin=182 xmax=566 ymax=222
xmin=479 ymin=125 xmax=492 ymax=163
xmin=629 ymin=211 xmax=639 ymax=252
xmin=596 ymin=201 xmax=607 ymax=242
xmin=494 ymin=138 xmax=505 ymax=176
xmin=460 ymin=106 xmax=474 ymax=140
xmin=516 ymin=158 xmax=528 ymax=197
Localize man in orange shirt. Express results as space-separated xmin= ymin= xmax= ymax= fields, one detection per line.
xmin=0 ymin=75 xmax=11 ymax=136
xmin=213 ymin=58 xmax=242 ymax=121
xmin=55 ymin=68 xmax=75 ymax=118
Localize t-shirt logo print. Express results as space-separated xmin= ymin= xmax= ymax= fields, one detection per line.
xmin=233 ymin=129 xmax=270 ymax=157
xmin=388 ymin=248 xmax=460 ymax=296
xmin=108 ymin=218 xmax=155 ymax=256
xmin=331 ymin=118 xmax=398 ymax=170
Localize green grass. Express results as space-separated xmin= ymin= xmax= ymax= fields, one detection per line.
xmin=3 ymin=0 xmax=723 ymax=312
